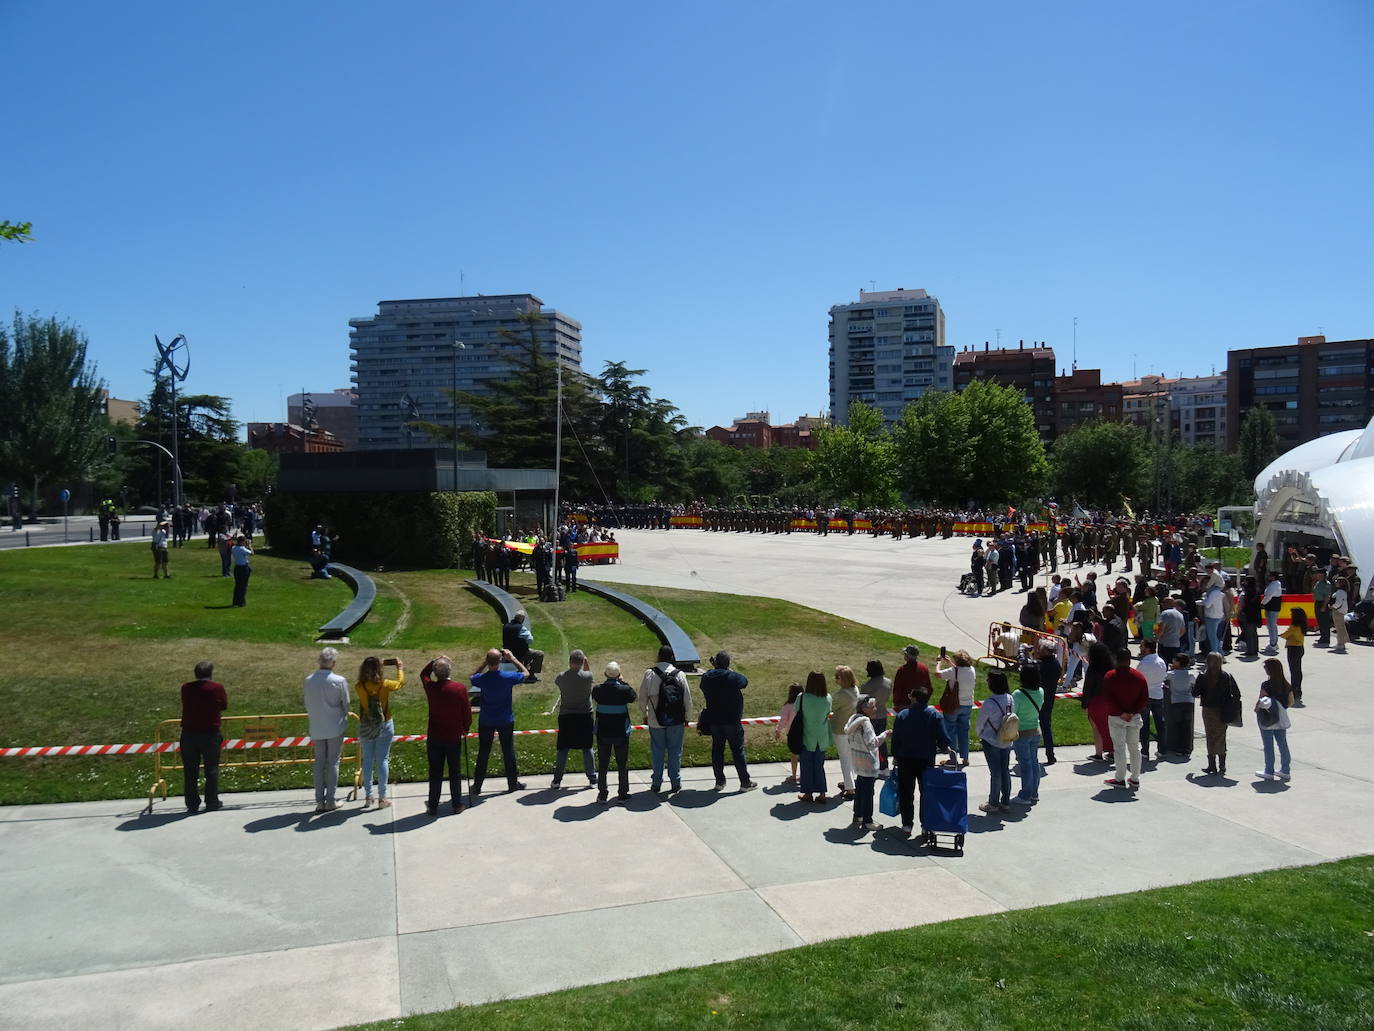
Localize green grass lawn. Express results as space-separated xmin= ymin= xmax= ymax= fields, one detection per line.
xmin=0 ymin=543 xmax=1091 ymax=803
xmin=350 ymin=856 xmax=1374 ymax=1031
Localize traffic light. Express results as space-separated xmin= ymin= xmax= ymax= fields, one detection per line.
xmin=106 ymin=435 xmax=117 ymax=456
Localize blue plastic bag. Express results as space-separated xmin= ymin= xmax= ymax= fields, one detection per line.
xmin=878 ymin=771 xmax=899 ymax=817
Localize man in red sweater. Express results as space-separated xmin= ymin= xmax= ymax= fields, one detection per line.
xmin=180 ymin=660 xmax=228 ymax=813
xmin=1102 ymin=647 xmax=1148 ymax=788
xmin=421 ymin=655 xmax=473 ymax=816
xmin=891 ymin=645 xmax=932 ymax=711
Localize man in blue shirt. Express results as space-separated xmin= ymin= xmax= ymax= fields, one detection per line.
xmin=470 ymin=647 xmax=529 ymax=799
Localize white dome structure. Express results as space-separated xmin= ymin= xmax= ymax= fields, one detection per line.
xmin=1252 ymin=415 xmax=1374 ymax=583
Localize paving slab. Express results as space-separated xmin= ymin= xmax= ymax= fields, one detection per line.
xmin=757 ymin=866 xmax=1005 ymax=943
xmin=390 ymin=782 xmax=747 ymax=934
xmin=398 ymin=889 xmax=801 ymax=1011
xmin=0 ymin=792 xmax=395 ymax=983
xmin=0 ymin=935 xmax=400 ymax=1031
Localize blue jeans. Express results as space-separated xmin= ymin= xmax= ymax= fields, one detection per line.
xmin=798 ymin=748 xmax=826 ymax=794
xmin=1140 ymin=698 xmax=1169 ymax=754
xmin=943 ymin=706 xmax=973 ymax=761
xmin=360 ymin=721 xmax=395 ymax=798
xmin=1265 ymin=611 xmax=1280 ymax=649
xmin=984 ymin=743 xmax=1012 ymax=805
xmin=554 ymin=747 xmax=595 ymax=781
xmin=1261 ymin=728 xmax=1291 ymax=776
xmin=648 ymin=724 xmax=686 ymax=789
xmin=1204 ymin=616 xmax=1225 ymax=655
xmin=1013 ymin=734 xmax=1042 ymax=800
xmin=710 ymin=722 xmax=750 ymax=784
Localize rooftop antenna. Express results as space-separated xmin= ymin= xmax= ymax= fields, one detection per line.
xmin=869 ymin=280 xmax=877 ymax=292
xmin=460 ymin=269 xmax=465 ymax=296
xmin=995 ymin=328 xmax=1001 ymax=347
xmin=1072 ymin=316 xmax=1079 ymax=371
xmin=1132 ymin=353 xmax=1137 ymax=380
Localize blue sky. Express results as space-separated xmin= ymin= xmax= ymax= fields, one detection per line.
xmin=4 ymin=1 xmax=1372 ymax=434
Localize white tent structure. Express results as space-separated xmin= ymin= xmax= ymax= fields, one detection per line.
xmin=1252 ymin=414 xmax=1374 ymax=584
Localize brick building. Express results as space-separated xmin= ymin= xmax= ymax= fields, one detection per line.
xmin=1227 ymin=335 xmax=1374 ymax=450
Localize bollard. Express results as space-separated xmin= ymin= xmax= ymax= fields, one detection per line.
xmin=26 ymin=532 xmax=31 ymax=547
xmin=90 ymin=527 xmax=94 ymax=542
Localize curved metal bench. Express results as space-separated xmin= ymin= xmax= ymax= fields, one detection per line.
xmin=578 ymin=579 xmax=700 ymax=671
xmin=466 ymin=578 xmax=524 ymax=627
xmin=317 ymin=563 xmax=377 ymax=640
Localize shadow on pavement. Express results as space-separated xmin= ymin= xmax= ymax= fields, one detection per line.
xmin=1091 ymin=788 xmax=1139 ymax=804
xmin=552 ymin=802 xmax=603 ymax=822
xmin=1185 ymin=773 xmax=1238 ymax=789
xmin=243 ymin=811 xmax=311 ymax=833
xmin=516 ymin=788 xmax=569 ymax=807
xmin=823 ymin=825 xmax=916 ymax=856
xmin=364 ymin=812 xmax=434 ymax=834
xmin=116 ymin=810 xmax=196 ymax=831
xmin=1250 ymin=780 xmax=1290 ymax=794
xmin=661 ymin=788 xmax=719 ymax=809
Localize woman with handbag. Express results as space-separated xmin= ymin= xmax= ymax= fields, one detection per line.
xmin=935 ymin=649 xmax=977 ymax=767
xmin=1255 ymin=658 xmax=1293 ymax=782
xmin=1192 ymin=652 xmax=1240 ymax=776
xmin=794 ymin=672 xmax=833 ymax=803
xmin=975 ymin=669 xmax=1014 ymax=814
xmin=830 ymin=666 xmax=861 ymax=799
xmin=844 ymin=694 xmax=889 ymax=831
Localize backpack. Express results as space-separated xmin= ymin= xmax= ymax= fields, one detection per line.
xmin=993 ymin=696 xmax=1020 ymax=745
xmin=652 ymin=665 xmax=687 ymax=726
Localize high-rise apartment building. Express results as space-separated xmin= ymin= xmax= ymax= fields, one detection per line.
xmin=1227 ymin=336 xmax=1373 ymax=450
xmin=828 ymin=288 xmax=952 ymax=423
xmin=349 ymin=294 xmax=582 ymax=451
xmin=1169 ymin=374 xmax=1227 ymax=447
xmin=953 ymin=342 xmax=1057 ymax=440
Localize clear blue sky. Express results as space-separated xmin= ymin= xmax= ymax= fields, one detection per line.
xmin=4 ymin=1 xmax=1372 ymax=435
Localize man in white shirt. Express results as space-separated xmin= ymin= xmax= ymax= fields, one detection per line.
xmin=1260 ymin=572 xmax=1284 ymax=654
xmin=1201 ymin=585 xmax=1228 ymax=657
xmin=303 ymin=647 xmax=352 ymax=812
xmin=1136 ymin=640 xmax=1170 ymax=760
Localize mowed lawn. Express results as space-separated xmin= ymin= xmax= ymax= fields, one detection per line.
xmin=351 ymin=856 xmax=1374 ymax=1031
xmin=0 ymin=544 xmax=1092 ymax=803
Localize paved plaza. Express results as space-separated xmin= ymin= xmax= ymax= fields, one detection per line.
xmin=2 ymin=529 xmax=1370 ymax=1030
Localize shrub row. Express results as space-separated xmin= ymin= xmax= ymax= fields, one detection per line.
xmin=264 ymin=490 xmax=496 ymax=568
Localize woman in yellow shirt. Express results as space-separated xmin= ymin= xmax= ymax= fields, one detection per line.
xmin=1282 ymin=609 xmax=1307 ymax=706
xmin=356 ymin=656 xmax=404 ymax=808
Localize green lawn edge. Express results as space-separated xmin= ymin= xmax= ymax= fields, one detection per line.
xmin=349 ymin=856 xmax=1374 ymax=1031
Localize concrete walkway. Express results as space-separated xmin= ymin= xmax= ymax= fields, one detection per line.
xmin=2 ymin=529 xmax=1370 ymax=1030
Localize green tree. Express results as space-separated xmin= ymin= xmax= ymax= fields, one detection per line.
xmin=811 ymin=402 xmax=898 ymax=507
xmin=130 ymin=381 xmax=244 ymax=504
xmin=235 ymin=448 xmax=279 ymax=500
xmin=418 ymin=312 xmax=610 ymax=499
xmin=0 ymin=220 xmax=33 ymax=243
xmin=0 ymin=312 xmax=108 ymax=517
xmin=1051 ymin=420 xmax=1151 ymax=511
xmin=892 ymin=381 xmax=1047 ymax=505
xmin=1237 ymin=405 xmax=1281 ymax=483
xmin=595 ymin=360 xmax=693 ymax=500
xmin=681 ymin=437 xmax=746 ymax=502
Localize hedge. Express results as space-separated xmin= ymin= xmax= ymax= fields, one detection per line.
xmin=263 ymin=490 xmax=496 ymax=569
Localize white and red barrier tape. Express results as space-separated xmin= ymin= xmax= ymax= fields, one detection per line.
xmin=0 ymin=696 xmax=1084 ymax=758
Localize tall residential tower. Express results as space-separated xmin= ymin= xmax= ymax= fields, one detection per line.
xmin=348 ymin=294 xmax=582 ymax=451
xmin=828 ymin=288 xmax=952 ymax=423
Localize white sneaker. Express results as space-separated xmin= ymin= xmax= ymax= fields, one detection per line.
xmin=1254 ymin=771 xmax=1274 ymax=781
xmin=1276 ymin=772 xmax=1292 ymax=782
xmin=900 ymin=824 xmax=914 ymax=834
